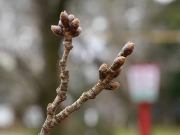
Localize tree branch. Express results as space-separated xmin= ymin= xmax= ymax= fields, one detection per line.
xmin=38 ymin=11 xmax=134 ymax=135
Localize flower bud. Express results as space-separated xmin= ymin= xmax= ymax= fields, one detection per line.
xmin=58 ymin=20 xmax=63 ymax=28
xmin=113 ymin=67 xmax=123 ymax=78
xmin=70 ymin=18 xmax=80 ymax=33
xmin=60 ymin=11 xmax=69 ymax=28
xmin=104 ymin=81 xmax=120 ymax=90
xmin=99 ymin=63 xmax=108 ymax=81
xmin=68 ymin=14 xmax=75 ymax=23
xmin=118 ymin=41 xmax=135 ymax=57
xmin=72 ymin=27 xmax=82 ymax=37
xmin=51 ymin=25 xmax=64 ymax=36
xmin=111 ymin=56 xmax=125 ymax=71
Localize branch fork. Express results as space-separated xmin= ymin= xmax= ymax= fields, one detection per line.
xmin=39 ymin=11 xmax=135 ymax=135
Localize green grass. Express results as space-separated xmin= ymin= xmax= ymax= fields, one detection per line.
xmin=113 ymin=126 xmax=180 ymax=135
xmin=0 ymin=125 xmax=180 ymax=135
xmin=152 ymin=126 xmax=180 ymax=135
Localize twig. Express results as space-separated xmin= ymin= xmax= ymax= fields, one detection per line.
xmin=39 ymin=11 xmax=82 ymax=135
xmin=38 ymin=11 xmax=135 ymax=135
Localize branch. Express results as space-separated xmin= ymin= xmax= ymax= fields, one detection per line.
xmin=39 ymin=11 xmax=82 ymax=135
xmin=38 ymin=11 xmax=135 ymax=135
xmin=54 ymin=41 xmax=134 ymax=120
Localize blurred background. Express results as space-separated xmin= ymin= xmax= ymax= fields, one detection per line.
xmin=0 ymin=0 xmax=180 ymax=135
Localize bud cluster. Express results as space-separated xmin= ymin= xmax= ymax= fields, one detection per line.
xmin=51 ymin=11 xmax=82 ymax=37
xmin=98 ymin=42 xmax=135 ymax=91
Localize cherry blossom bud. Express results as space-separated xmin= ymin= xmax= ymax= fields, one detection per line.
xmin=58 ymin=20 xmax=63 ymax=28
xmin=111 ymin=56 xmax=125 ymax=71
xmin=104 ymin=81 xmax=120 ymax=90
xmin=51 ymin=25 xmax=64 ymax=36
xmin=70 ymin=18 xmax=80 ymax=33
xmin=68 ymin=14 xmax=75 ymax=23
xmin=73 ymin=27 xmax=82 ymax=37
xmin=99 ymin=63 xmax=108 ymax=81
xmin=118 ymin=41 xmax=135 ymax=57
xmin=60 ymin=11 xmax=69 ymax=28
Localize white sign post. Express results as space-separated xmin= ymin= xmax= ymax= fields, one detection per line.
xmin=127 ymin=63 xmax=160 ymax=104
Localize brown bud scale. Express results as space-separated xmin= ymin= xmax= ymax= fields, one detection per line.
xmin=113 ymin=67 xmax=123 ymax=78
xmin=70 ymin=19 xmax=80 ymax=33
xmin=58 ymin=21 xmax=63 ymax=28
xmin=104 ymin=81 xmax=120 ymax=90
xmin=99 ymin=63 xmax=108 ymax=81
xmin=51 ymin=25 xmax=64 ymax=36
xmin=60 ymin=11 xmax=70 ymax=28
xmin=68 ymin=14 xmax=75 ymax=23
xmin=111 ymin=56 xmax=125 ymax=71
xmin=118 ymin=41 xmax=135 ymax=57
xmin=73 ymin=27 xmax=82 ymax=37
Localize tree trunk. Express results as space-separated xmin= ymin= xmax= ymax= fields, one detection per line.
xmin=34 ymin=0 xmax=69 ymax=134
